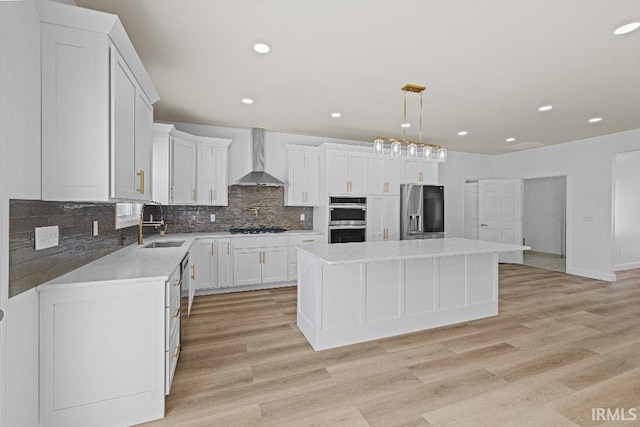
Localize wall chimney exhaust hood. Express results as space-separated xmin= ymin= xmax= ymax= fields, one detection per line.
xmin=234 ymin=128 xmax=285 ymax=187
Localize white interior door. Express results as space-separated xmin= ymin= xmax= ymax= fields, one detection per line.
xmin=479 ymin=179 xmax=523 ymax=264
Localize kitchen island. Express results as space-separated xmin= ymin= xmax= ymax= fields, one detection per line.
xmin=296 ymin=238 xmax=529 ymax=350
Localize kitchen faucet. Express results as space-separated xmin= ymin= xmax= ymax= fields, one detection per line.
xmin=138 ymin=201 xmax=168 ymax=245
xmin=243 ymin=206 xmax=260 ymax=217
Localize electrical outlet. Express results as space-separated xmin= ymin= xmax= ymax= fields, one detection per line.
xmin=35 ymin=225 xmax=59 ymax=250
xmin=92 ymin=220 xmax=99 ymax=236
xmin=210 ymin=214 xmax=216 ymax=222
xmin=300 ymin=213 xmax=305 ymax=221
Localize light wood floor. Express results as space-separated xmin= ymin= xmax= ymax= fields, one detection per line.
xmin=142 ymin=265 xmax=640 ymax=427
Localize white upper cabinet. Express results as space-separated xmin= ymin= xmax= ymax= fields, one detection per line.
xmin=369 ymin=157 xmax=401 ymax=196
xmin=285 ymin=146 xmax=319 ymax=206
xmin=368 ymin=196 xmax=400 ymax=242
xmin=196 ymin=143 xmax=229 ymax=206
xmin=40 ymin=3 xmax=158 ymax=202
xmin=170 ymin=137 xmax=196 ymax=204
xmin=401 ymin=158 xmax=438 ymax=184
xmin=326 ymin=150 xmax=368 ymax=195
xmin=153 ymin=126 xmax=231 ymax=205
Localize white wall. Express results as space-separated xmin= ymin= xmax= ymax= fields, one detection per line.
xmin=496 ymin=129 xmax=640 ymax=281
xmin=1 ymin=2 xmax=42 ymax=425
xmin=613 ymin=150 xmax=640 ymax=271
xmin=439 ymin=151 xmax=496 ymax=238
xmin=523 ymin=176 xmax=565 ymax=255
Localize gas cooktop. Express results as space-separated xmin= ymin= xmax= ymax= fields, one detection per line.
xmin=229 ymin=227 xmax=287 ymax=234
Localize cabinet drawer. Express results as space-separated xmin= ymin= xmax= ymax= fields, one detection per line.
xmin=166 ymin=266 xmax=180 ymax=307
xmin=288 ymin=234 xmax=322 ymax=247
xmin=233 ymin=236 xmax=288 ymax=249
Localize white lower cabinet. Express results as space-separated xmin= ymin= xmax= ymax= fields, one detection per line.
xmin=288 ymin=234 xmax=324 ymax=281
xmin=194 ymin=238 xmax=233 ymax=291
xmin=233 ymin=236 xmax=289 ymax=286
xmin=39 ymin=277 xmax=169 ymax=427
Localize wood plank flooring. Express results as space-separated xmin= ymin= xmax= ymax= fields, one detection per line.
xmin=141 ymin=265 xmax=640 ymax=427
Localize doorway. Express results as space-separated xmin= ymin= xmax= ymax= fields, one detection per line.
xmin=522 ymin=176 xmax=567 ymax=273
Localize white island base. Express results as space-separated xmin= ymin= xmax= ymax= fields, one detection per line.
xmin=296 ymin=238 xmax=528 ymax=351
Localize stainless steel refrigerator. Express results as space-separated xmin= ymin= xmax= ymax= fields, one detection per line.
xmin=400 ymin=184 xmax=445 ymax=239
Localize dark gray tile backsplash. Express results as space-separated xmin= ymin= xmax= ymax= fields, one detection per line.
xmin=9 ymin=186 xmax=313 ymax=297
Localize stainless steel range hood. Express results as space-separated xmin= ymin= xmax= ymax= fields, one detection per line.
xmin=234 ymin=128 xmax=285 ymax=187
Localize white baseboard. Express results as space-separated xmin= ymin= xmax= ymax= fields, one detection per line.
xmin=194 ymin=281 xmax=296 ymax=296
xmin=566 ymin=267 xmax=616 ymax=282
xmin=614 ymin=262 xmax=640 ymax=272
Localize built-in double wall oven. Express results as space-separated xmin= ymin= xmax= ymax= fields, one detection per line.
xmin=328 ymin=196 xmax=366 ymax=243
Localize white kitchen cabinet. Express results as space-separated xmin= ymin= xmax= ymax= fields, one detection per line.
xmin=110 ymin=46 xmax=153 ymax=201
xmin=326 ymin=150 xmax=368 ymax=195
xmin=401 ymin=158 xmax=438 ymax=184
xmin=170 ymin=137 xmax=196 ymax=204
xmin=233 ymin=236 xmax=288 ymax=286
xmin=285 ymin=147 xmax=319 ymax=206
xmin=196 ymin=142 xmax=229 ymax=206
xmin=40 ymin=9 xmax=158 ymax=202
xmin=39 ymin=279 xmax=166 ymax=426
xmin=369 ymin=156 xmax=401 ymax=196
xmin=193 ymin=238 xmax=233 ymax=291
xmin=368 ymin=196 xmax=400 ymax=242
xmin=288 ymin=233 xmax=324 ymax=281
xmin=153 ymin=126 xmax=231 ymax=205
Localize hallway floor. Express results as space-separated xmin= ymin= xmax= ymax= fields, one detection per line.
xmin=524 ymin=250 xmax=566 ymax=273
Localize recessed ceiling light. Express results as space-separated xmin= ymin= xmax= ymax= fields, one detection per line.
xmin=241 ymin=98 xmax=254 ymax=104
xmin=538 ymin=105 xmax=553 ymax=112
xmin=401 ymin=123 xmax=411 ymax=128
xmin=458 ymin=131 xmax=468 ymax=136
xmin=588 ymin=117 xmax=603 ymax=123
xmin=330 ymin=112 xmax=341 ymax=118
xmin=505 ymin=137 xmax=516 ymax=142
xmin=253 ymin=43 xmax=270 ymax=54
xmin=614 ymin=21 xmax=640 ymax=35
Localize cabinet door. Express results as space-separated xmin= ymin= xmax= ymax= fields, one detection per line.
xmin=384 ymin=196 xmax=400 ymax=240
xmin=171 ymin=138 xmax=196 ymax=204
xmin=233 ymin=249 xmax=262 ymax=286
xmin=349 ymin=154 xmax=368 ymax=194
xmin=216 ymin=239 xmax=233 ymax=287
xmin=420 ymin=160 xmax=439 ymax=185
xmin=261 ymin=247 xmax=289 ymax=283
xmin=212 ymin=147 xmax=228 ymax=205
xmin=134 ymin=91 xmax=153 ymax=200
xmin=42 ymin=25 xmax=110 ymax=201
xmin=385 ymin=158 xmax=402 ymax=195
xmin=401 ymin=159 xmax=420 ymax=183
xmin=110 ymin=46 xmax=138 ymax=200
xmin=326 ymin=152 xmax=350 ymax=194
xmin=194 ymin=239 xmax=215 ymax=290
xmin=304 ymin=153 xmax=319 ymax=205
xmin=195 ymin=144 xmax=213 ymax=205
xmin=288 ymin=151 xmax=306 ymax=205
xmin=369 ymin=157 xmax=386 ymax=195
xmin=368 ymin=197 xmax=385 ymax=241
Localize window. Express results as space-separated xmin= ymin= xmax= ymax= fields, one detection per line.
xmin=115 ymin=203 xmax=142 ymax=229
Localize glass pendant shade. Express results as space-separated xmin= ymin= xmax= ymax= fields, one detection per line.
xmin=407 ymin=143 xmax=417 ymax=158
xmin=390 ymin=141 xmax=401 ymax=157
xmin=423 ymin=145 xmax=433 ymax=160
xmin=438 ymin=148 xmax=447 ymax=163
xmin=373 ymin=138 xmax=384 ymax=156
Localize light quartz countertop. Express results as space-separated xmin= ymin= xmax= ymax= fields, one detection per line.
xmin=38 ymin=230 xmax=323 ymax=291
xmin=298 ymin=238 xmax=530 ymax=265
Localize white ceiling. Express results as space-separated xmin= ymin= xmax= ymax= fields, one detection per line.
xmin=75 ymin=0 xmax=640 ymax=154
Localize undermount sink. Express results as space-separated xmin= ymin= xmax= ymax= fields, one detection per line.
xmin=143 ymin=240 xmax=185 ymax=248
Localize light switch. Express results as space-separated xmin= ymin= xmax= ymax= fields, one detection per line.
xmin=300 ymin=213 xmax=306 ymax=221
xmin=35 ymin=226 xmax=59 ymax=250
xmin=210 ymin=214 xmax=216 ymax=222
xmin=92 ymin=220 xmax=99 ymax=236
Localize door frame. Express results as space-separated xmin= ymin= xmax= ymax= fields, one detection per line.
xmin=522 ymin=175 xmax=567 ymax=256
xmin=521 ymin=173 xmax=570 ymax=271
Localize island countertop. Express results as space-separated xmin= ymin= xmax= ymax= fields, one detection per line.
xmin=297 ymin=237 xmax=530 ymax=265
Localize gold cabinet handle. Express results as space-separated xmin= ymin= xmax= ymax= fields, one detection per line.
xmin=346 ymin=181 xmax=349 ymax=192
xmin=192 ymin=189 xmax=197 ymax=201
xmin=190 ymin=264 xmax=195 ymax=280
xmin=173 ymin=343 xmax=181 ymax=359
xmin=211 ymin=243 xmax=215 ymax=256
xmin=480 ymin=223 xmax=489 ymax=227
xmin=173 ymin=307 xmax=181 ymax=318
xmin=258 ymin=252 xmax=262 ymax=264
xmin=136 ymin=170 xmax=145 ymax=194
xmin=226 ymin=242 xmax=230 ymax=255
xmin=302 ymin=239 xmax=314 ymax=243
xmin=262 ymin=252 xmax=266 ymax=264
xmin=173 ymin=279 xmax=181 ymax=287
